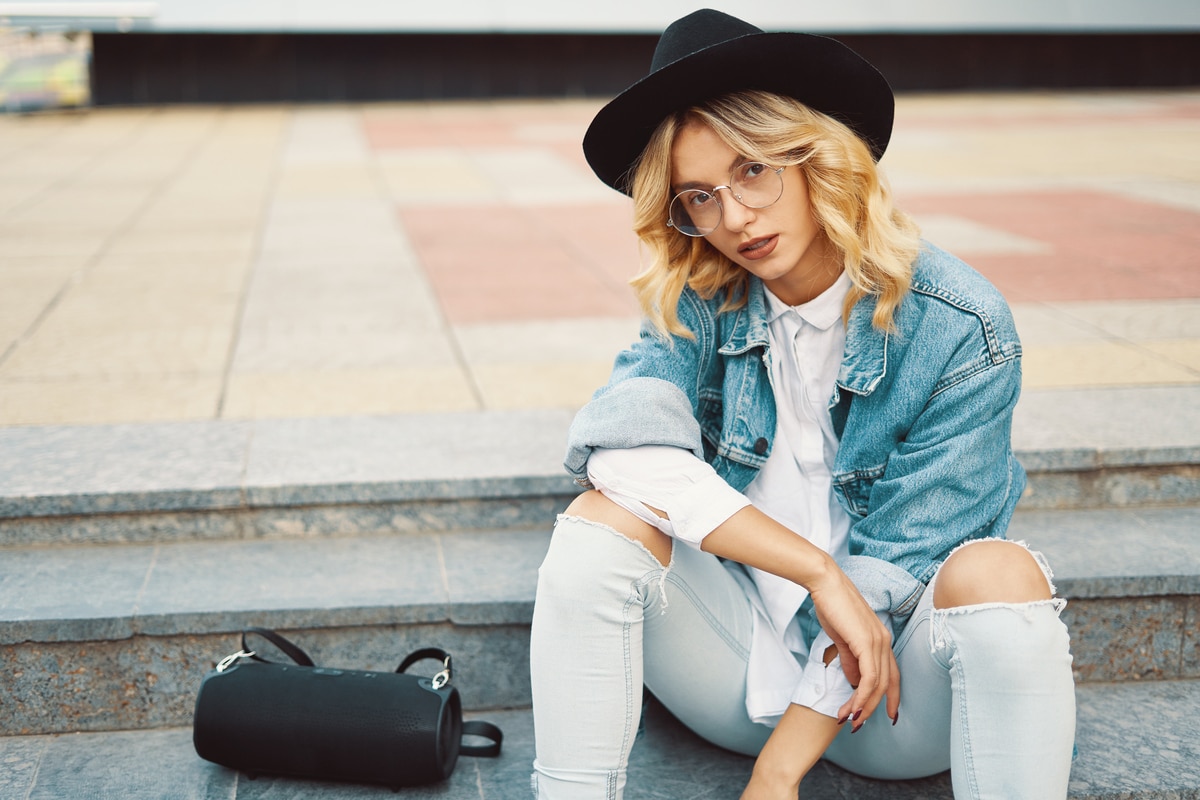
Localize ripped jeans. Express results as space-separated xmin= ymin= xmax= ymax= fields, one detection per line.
xmin=529 ymin=515 xmax=1076 ymax=799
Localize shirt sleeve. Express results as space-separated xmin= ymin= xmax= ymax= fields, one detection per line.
xmin=586 ymin=445 xmax=750 ymax=547
xmin=789 ymin=630 xmax=855 ymax=718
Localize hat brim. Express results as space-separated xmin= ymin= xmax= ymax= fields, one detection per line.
xmin=583 ymin=31 xmax=894 ymax=195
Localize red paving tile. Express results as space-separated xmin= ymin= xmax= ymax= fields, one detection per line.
xmin=901 ymin=190 xmax=1200 ymax=302
xmin=399 ymin=204 xmax=639 ymax=324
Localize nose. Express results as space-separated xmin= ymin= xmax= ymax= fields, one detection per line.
xmin=715 ymin=186 xmax=754 ymax=232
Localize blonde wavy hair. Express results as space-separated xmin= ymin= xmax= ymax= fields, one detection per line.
xmin=628 ymin=90 xmax=921 ymax=339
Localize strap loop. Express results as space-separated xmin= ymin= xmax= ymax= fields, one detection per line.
xmin=242 ymin=627 xmax=314 ymax=667
xmin=461 ymin=720 xmax=503 ymax=757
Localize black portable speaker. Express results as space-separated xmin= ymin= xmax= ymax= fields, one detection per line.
xmin=193 ymin=628 xmax=501 ymax=789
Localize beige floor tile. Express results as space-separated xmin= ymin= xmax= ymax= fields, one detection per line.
xmin=0 ymin=233 xmax=108 ymax=258
xmin=1010 ymin=303 xmax=1109 ymax=347
xmin=377 ymin=151 xmax=498 ymax=203
xmin=35 ymin=289 xmax=242 ymax=334
xmin=455 ymin=317 xmax=640 ymax=365
xmin=1022 ymin=342 xmax=1200 ymax=390
xmin=472 ymin=362 xmax=613 ymax=410
xmin=221 ymin=367 xmax=479 ymax=418
xmin=0 ymin=375 xmax=222 ymax=426
xmin=229 ymin=324 xmax=456 ymax=371
xmin=104 ymin=229 xmax=259 ymax=256
xmin=1 ymin=327 xmax=235 ymax=379
xmin=1045 ymin=299 xmax=1200 ymax=341
xmin=274 ymin=165 xmax=378 ymax=198
xmin=1141 ymin=340 xmax=1200 ymax=374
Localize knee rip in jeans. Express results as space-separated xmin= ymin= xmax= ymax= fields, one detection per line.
xmin=928 ymin=539 xmax=1067 ymax=651
xmin=555 ymin=513 xmax=675 ymax=613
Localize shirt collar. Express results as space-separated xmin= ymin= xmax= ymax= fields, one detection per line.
xmin=763 ymin=271 xmax=852 ymax=331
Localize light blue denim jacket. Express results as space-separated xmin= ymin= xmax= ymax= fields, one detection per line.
xmin=565 ymin=242 xmax=1025 ymax=632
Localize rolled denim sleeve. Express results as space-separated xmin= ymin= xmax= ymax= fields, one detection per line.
xmin=565 ymin=295 xmax=721 ymax=486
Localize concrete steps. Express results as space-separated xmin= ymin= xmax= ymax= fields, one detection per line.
xmin=1 ymin=505 xmax=1198 ymax=737
xmin=1 ymin=395 xmax=1198 ymax=795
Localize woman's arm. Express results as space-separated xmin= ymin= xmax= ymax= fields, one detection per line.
xmin=741 ymin=703 xmax=841 ymax=799
xmin=702 ymin=506 xmax=900 ymax=728
xmin=588 ymin=445 xmax=898 ymax=727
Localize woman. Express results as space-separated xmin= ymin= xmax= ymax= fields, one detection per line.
xmin=530 ymin=9 xmax=1075 ymax=799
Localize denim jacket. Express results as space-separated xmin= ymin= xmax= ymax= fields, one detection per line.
xmin=565 ymin=242 xmax=1025 ymax=630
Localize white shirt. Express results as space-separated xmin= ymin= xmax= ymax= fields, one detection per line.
xmin=587 ymin=272 xmax=856 ymax=725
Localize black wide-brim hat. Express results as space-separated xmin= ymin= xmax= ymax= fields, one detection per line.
xmin=583 ymin=8 xmax=894 ymax=195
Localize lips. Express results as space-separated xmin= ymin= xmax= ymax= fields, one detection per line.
xmin=738 ymin=235 xmax=777 ymax=261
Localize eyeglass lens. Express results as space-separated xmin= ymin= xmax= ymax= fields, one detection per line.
xmin=668 ymin=163 xmax=784 ymax=237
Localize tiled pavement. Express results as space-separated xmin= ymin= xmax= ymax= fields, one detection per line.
xmin=0 ymin=90 xmax=1197 ymax=427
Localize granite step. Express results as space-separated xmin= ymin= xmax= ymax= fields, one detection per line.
xmin=1 ymin=680 xmax=1197 ymax=800
xmin=2 ymin=505 xmax=1198 ymax=737
xmin=2 ymin=388 xmax=1199 ymax=549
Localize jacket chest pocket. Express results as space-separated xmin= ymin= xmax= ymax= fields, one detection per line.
xmin=833 ymin=463 xmax=886 ymax=517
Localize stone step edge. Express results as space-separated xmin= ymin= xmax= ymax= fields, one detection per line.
xmin=2 ymin=445 xmax=1198 ymax=522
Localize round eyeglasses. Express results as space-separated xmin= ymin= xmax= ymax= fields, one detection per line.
xmin=667 ymin=162 xmax=786 ymax=237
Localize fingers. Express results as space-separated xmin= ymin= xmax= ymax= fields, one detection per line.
xmin=834 ymin=628 xmax=898 ymax=733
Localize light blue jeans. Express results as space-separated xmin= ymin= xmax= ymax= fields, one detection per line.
xmin=530 ymin=515 xmax=1076 ymax=799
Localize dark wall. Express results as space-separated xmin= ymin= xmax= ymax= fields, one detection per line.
xmin=90 ymin=31 xmax=1200 ymax=105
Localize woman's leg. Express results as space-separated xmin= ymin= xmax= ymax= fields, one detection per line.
xmin=530 ymin=492 xmax=770 ymax=800
xmin=825 ymin=540 xmax=1076 ymax=799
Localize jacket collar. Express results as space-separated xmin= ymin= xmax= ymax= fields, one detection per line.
xmin=720 ymin=277 xmax=888 ymax=396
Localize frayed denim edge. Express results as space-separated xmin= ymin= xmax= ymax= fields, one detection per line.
xmin=555 ymin=513 xmax=675 ymax=613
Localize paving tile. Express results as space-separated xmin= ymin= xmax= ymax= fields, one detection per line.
xmin=398 ymin=204 xmax=636 ymax=325
xmin=453 ymin=317 xmax=640 ymax=366
xmin=377 ymin=149 xmax=500 ymax=204
xmin=1021 ymin=341 xmax=1199 ymax=390
xmin=1047 ymin=298 xmax=1200 ymax=342
xmin=0 ymin=375 xmax=225 ymax=426
xmin=220 ymin=367 xmax=480 ymax=418
xmin=912 ymin=213 xmax=1052 ymax=255
xmin=471 ymin=362 xmax=618 ymax=410
xmin=0 ymin=734 xmax=46 ymax=799
xmin=903 ymin=190 xmax=1200 ymax=302
xmin=0 ymin=328 xmax=234 ymax=379
xmin=26 ymin=728 xmax=236 ymax=800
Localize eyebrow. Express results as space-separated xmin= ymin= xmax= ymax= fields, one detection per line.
xmin=673 ymin=153 xmax=749 ymax=193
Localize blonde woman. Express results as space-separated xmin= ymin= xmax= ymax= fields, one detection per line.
xmin=530 ymin=10 xmax=1075 ymax=799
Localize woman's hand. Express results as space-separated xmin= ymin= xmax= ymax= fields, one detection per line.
xmin=807 ymin=563 xmax=899 ymax=728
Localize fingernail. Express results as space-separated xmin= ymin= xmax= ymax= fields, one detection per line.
xmin=838 ymin=713 xmax=852 ymax=726
xmin=850 ymin=723 xmax=863 ymax=734
xmin=892 ymin=711 xmax=900 ymax=727
xmin=852 ymin=709 xmax=863 ymax=722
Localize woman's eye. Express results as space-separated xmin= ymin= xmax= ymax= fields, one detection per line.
xmin=689 ymin=192 xmax=713 ymax=207
xmin=741 ymin=163 xmax=767 ymax=180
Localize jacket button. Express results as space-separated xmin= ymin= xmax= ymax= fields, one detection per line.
xmin=753 ymin=438 xmax=768 ymax=455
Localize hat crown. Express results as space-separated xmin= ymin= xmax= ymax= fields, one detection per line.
xmin=651 ymin=9 xmax=762 ymax=72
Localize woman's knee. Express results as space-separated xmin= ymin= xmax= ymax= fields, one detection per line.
xmin=564 ymin=490 xmax=673 ymax=566
xmin=932 ymin=540 xmax=1052 ymax=609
